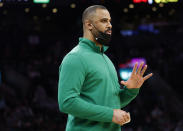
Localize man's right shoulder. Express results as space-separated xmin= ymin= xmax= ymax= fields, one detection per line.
xmin=62 ymin=45 xmax=84 ymax=64
xmin=66 ymin=45 xmax=82 ymax=57
xmin=59 ymin=46 xmax=86 ymax=71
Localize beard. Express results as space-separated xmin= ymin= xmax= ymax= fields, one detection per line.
xmin=91 ymin=25 xmax=112 ymax=46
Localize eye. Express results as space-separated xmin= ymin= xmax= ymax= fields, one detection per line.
xmin=101 ymin=19 xmax=108 ymax=23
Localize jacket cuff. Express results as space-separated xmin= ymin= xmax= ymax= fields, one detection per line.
xmin=124 ymin=86 xmax=140 ymax=96
xmin=107 ymin=108 xmax=114 ymax=122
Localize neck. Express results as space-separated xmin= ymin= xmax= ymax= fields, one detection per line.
xmin=95 ymin=42 xmax=102 ymax=50
xmin=83 ymin=33 xmax=103 ymax=50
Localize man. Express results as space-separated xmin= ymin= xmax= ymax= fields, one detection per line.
xmin=58 ymin=5 xmax=153 ymax=131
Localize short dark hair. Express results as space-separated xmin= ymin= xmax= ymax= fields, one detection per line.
xmin=82 ymin=5 xmax=107 ymax=23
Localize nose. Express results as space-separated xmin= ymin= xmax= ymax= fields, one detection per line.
xmin=107 ymin=21 xmax=112 ymax=29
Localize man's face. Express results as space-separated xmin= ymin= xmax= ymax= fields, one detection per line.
xmin=90 ymin=9 xmax=112 ymax=36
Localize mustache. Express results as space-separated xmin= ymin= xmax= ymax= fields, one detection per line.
xmin=105 ymin=28 xmax=112 ymax=33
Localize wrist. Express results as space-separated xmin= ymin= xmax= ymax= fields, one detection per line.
xmin=124 ymin=86 xmax=140 ymax=95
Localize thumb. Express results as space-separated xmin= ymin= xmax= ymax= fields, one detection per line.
xmin=120 ymin=81 xmax=127 ymax=86
xmin=125 ymin=112 xmax=131 ymax=124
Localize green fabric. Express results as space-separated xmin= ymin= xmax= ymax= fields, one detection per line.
xmin=58 ymin=38 xmax=140 ymax=131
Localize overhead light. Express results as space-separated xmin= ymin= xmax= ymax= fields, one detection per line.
xmin=148 ymin=0 xmax=153 ymax=4
xmin=129 ymin=4 xmax=134 ymax=9
xmin=123 ymin=8 xmax=128 ymax=13
xmin=155 ymin=0 xmax=178 ymax=3
xmin=159 ymin=3 xmax=164 ymax=7
xmin=52 ymin=8 xmax=58 ymax=13
xmin=33 ymin=0 xmax=50 ymax=4
xmin=155 ymin=0 xmax=161 ymax=3
xmin=70 ymin=3 xmax=76 ymax=8
xmin=25 ymin=8 xmax=30 ymax=13
xmin=42 ymin=4 xmax=47 ymax=8
xmin=0 ymin=2 xmax=3 ymax=7
xmin=152 ymin=7 xmax=157 ymax=11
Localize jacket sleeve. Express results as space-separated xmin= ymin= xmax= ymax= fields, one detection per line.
xmin=119 ymin=86 xmax=140 ymax=108
xmin=58 ymin=54 xmax=113 ymax=122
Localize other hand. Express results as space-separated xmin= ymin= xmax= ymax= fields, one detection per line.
xmin=121 ymin=62 xmax=153 ymax=89
xmin=112 ymin=109 xmax=131 ymax=126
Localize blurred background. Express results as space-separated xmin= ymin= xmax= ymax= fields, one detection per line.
xmin=0 ymin=0 xmax=183 ymax=130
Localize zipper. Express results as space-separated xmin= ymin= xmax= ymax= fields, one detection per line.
xmin=101 ymin=53 xmax=119 ymax=95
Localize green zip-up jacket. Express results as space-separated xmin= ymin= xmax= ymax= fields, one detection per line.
xmin=58 ymin=38 xmax=140 ymax=131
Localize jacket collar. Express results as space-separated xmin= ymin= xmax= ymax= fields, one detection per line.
xmin=79 ymin=37 xmax=108 ymax=53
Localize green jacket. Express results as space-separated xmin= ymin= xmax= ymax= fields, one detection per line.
xmin=58 ymin=38 xmax=139 ymax=131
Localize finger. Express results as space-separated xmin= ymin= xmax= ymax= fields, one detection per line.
xmin=140 ymin=65 xmax=147 ymax=76
xmin=126 ymin=112 xmax=131 ymax=123
xmin=127 ymin=112 xmax=131 ymax=118
xmin=126 ymin=112 xmax=130 ymax=120
xmin=120 ymin=81 xmax=127 ymax=86
xmin=125 ymin=112 xmax=130 ymax=122
xmin=132 ymin=62 xmax=138 ymax=75
xmin=120 ymin=117 xmax=126 ymax=126
xmin=123 ymin=112 xmax=129 ymax=120
xmin=119 ymin=118 xmax=124 ymax=126
xmin=122 ymin=116 xmax=129 ymax=125
xmin=143 ymin=73 xmax=153 ymax=81
xmin=137 ymin=62 xmax=144 ymax=74
xmin=123 ymin=117 xmax=128 ymax=124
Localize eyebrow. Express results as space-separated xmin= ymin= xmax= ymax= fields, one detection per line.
xmin=100 ymin=18 xmax=111 ymax=21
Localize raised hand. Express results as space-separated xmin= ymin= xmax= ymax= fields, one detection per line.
xmin=121 ymin=62 xmax=153 ymax=89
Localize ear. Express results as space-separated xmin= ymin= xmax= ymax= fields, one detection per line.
xmin=85 ymin=20 xmax=93 ymax=31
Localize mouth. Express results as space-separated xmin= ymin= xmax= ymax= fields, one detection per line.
xmin=106 ymin=30 xmax=112 ymax=35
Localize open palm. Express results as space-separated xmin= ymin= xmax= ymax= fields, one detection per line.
xmin=121 ymin=62 xmax=153 ymax=89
